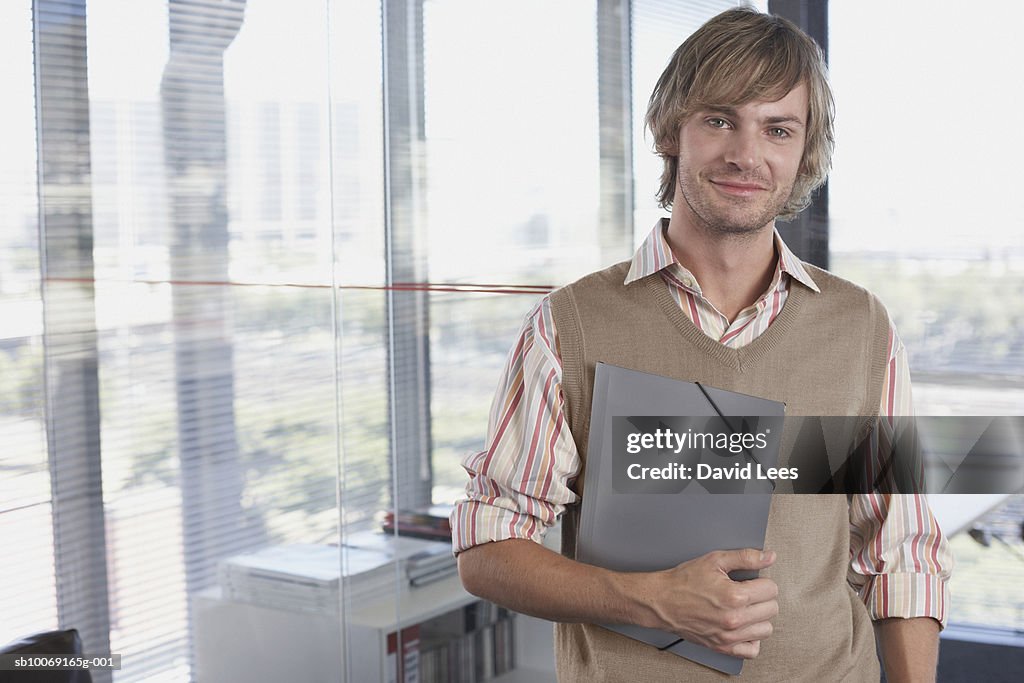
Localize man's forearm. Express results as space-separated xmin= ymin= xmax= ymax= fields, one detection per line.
xmin=457 ymin=538 xmax=781 ymax=660
xmin=875 ymin=617 xmax=940 ymax=683
xmin=457 ymin=538 xmax=655 ymax=627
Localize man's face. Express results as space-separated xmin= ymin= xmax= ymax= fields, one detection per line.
xmin=673 ymin=83 xmax=808 ymax=236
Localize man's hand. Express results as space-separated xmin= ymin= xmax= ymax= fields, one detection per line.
xmin=640 ymin=549 xmax=779 ymax=659
xmin=458 ymin=540 xmax=778 ymax=660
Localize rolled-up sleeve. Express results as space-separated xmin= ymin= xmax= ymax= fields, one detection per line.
xmin=849 ymin=493 xmax=953 ymax=626
xmin=451 ymin=297 xmax=581 ymax=554
xmin=847 ymin=325 xmax=953 ymax=627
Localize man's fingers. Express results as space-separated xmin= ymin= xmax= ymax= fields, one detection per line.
xmin=714 ymin=548 xmax=776 ymax=573
xmin=721 ymin=615 xmax=775 ymax=644
xmin=708 ymin=609 xmax=775 ymax=658
xmin=739 ymin=597 xmax=779 ymax=624
xmin=726 ymin=639 xmax=761 ymax=659
xmin=713 ymin=577 xmax=778 ymax=611
xmin=715 ymin=599 xmax=778 ymax=634
xmin=737 ymin=577 xmax=779 ymax=605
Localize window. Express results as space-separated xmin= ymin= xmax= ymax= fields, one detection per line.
xmin=423 ymin=0 xmax=605 ymax=503
xmin=0 ymin=0 xmax=53 ymax=647
xmin=829 ymin=0 xmax=1024 ymax=638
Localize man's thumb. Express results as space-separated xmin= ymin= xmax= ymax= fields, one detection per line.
xmin=717 ymin=548 xmax=776 ymax=572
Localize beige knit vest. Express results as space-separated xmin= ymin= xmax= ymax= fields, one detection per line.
xmin=548 ymin=261 xmax=890 ymax=682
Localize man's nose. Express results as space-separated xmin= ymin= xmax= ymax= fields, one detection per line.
xmin=723 ymin=130 xmax=762 ymax=171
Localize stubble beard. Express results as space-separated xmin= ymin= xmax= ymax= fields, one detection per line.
xmin=677 ymin=168 xmax=794 ymax=240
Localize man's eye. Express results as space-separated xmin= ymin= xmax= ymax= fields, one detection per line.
xmin=768 ymin=127 xmax=790 ymax=138
xmin=707 ymin=117 xmax=729 ymax=129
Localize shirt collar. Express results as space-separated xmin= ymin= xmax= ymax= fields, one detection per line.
xmin=623 ymin=217 xmax=821 ymax=294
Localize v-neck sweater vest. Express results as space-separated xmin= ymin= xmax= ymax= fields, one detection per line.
xmin=548 ymin=260 xmax=890 ymax=682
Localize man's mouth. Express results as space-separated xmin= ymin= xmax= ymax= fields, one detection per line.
xmin=709 ymin=179 xmax=769 ymax=197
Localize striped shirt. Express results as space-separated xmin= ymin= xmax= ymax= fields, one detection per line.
xmin=453 ymin=219 xmax=952 ymax=626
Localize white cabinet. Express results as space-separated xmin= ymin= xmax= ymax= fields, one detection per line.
xmin=194 ymin=588 xmax=345 ymax=683
xmin=193 ymin=574 xmax=555 ymax=682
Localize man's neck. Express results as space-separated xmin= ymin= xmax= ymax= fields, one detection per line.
xmin=664 ymin=212 xmax=778 ymax=324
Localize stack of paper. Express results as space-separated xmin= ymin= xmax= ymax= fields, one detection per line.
xmin=219 ymin=533 xmax=457 ymax=614
xmin=219 ymin=543 xmax=391 ymax=614
xmin=344 ymin=530 xmax=457 ymax=587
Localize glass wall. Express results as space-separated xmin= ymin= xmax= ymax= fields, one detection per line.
xmin=0 ymin=0 xmax=666 ymax=680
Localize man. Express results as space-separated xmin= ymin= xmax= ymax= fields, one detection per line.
xmin=452 ymin=8 xmax=951 ymax=682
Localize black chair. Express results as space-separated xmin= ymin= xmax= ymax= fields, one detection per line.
xmin=0 ymin=629 xmax=93 ymax=683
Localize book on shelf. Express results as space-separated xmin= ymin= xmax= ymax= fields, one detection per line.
xmin=346 ymin=596 xmax=515 ymax=682
xmin=418 ymin=602 xmax=516 ymax=683
xmin=387 ymin=625 xmax=421 ymax=683
xmin=381 ymin=504 xmax=454 ymax=541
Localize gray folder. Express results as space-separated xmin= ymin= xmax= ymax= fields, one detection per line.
xmin=576 ymin=362 xmax=785 ymax=675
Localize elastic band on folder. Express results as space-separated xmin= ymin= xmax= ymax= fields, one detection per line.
xmin=658 ymin=637 xmax=685 ymax=651
xmin=695 ymin=382 xmax=776 ymax=491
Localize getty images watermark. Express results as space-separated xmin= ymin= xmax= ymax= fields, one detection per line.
xmin=612 ymin=415 xmax=1024 ymax=495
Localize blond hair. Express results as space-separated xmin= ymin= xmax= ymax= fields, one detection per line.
xmin=645 ymin=7 xmax=834 ymax=220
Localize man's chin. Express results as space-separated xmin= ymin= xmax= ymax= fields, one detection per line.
xmin=678 ymin=188 xmax=781 ymax=236
xmin=698 ymin=212 xmax=775 ymax=237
